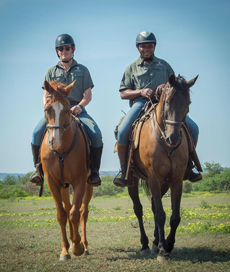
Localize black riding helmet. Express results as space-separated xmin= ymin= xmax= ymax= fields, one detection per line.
xmin=55 ymin=34 xmax=75 ymax=48
xmin=136 ymin=31 xmax=157 ymax=45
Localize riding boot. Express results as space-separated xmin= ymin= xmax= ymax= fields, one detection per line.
xmin=187 ymin=139 xmax=202 ymax=182
xmin=88 ymin=145 xmax=103 ymax=187
xmin=29 ymin=143 xmax=44 ymax=186
xmin=113 ymin=144 xmax=129 ymax=187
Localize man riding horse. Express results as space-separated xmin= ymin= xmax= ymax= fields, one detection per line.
xmin=113 ymin=31 xmax=202 ymax=187
xmin=30 ymin=34 xmax=103 ymax=187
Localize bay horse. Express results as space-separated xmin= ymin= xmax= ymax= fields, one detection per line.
xmin=128 ymin=74 xmax=198 ymax=261
xmin=40 ymin=80 xmax=93 ymax=261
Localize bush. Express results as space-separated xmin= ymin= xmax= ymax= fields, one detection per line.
xmin=93 ymin=175 xmax=125 ymax=197
xmin=183 ymin=181 xmax=192 ymax=193
xmin=200 ymin=200 xmax=210 ymax=209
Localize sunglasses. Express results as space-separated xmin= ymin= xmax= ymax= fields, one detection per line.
xmin=57 ymin=46 xmax=71 ymax=52
xmin=139 ymin=44 xmax=154 ymax=49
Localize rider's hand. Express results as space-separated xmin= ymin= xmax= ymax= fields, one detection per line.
xmin=141 ymin=88 xmax=155 ymax=98
xmin=70 ymin=105 xmax=82 ymax=115
xmin=155 ymin=84 xmax=166 ymax=97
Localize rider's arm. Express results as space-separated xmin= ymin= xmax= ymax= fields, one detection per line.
xmin=79 ymin=87 xmax=92 ymax=108
xmin=120 ymin=88 xmax=154 ymax=100
xmin=70 ymin=87 xmax=92 ymax=115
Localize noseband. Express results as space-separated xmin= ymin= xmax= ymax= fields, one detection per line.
xmin=46 ymin=118 xmax=75 ymax=136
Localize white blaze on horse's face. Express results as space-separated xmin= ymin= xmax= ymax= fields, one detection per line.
xmin=51 ymin=101 xmax=64 ymax=150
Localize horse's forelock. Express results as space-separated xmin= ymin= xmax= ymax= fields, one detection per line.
xmin=175 ymin=76 xmax=191 ymax=102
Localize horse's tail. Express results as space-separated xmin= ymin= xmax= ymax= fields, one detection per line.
xmin=140 ymin=179 xmax=151 ymax=199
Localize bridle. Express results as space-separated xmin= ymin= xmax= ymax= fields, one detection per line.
xmin=150 ymin=85 xmax=190 ymax=161
xmin=45 ymin=94 xmax=78 ymax=188
xmin=155 ymin=86 xmax=189 ymax=143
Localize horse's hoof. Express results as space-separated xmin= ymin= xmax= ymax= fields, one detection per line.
xmin=72 ymin=242 xmax=84 ymax=256
xmin=140 ymin=248 xmax=151 ymax=255
xmin=152 ymin=244 xmax=159 ymax=254
xmin=157 ymin=253 xmax=169 ymax=263
xmin=84 ymin=250 xmax=90 ymax=255
xmin=59 ymin=254 xmax=71 ymax=261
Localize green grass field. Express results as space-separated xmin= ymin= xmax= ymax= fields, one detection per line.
xmin=0 ymin=192 xmax=230 ymax=272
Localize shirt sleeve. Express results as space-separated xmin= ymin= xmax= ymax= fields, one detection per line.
xmin=166 ymin=62 xmax=175 ymax=77
xmin=83 ymin=67 xmax=94 ymax=91
xmin=42 ymin=69 xmax=53 ymax=89
xmin=119 ymin=66 xmax=133 ymax=92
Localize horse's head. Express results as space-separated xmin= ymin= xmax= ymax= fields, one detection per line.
xmin=159 ymin=74 xmax=198 ymax=146
xmin=43 ymin=80 xmax=75 ymax=151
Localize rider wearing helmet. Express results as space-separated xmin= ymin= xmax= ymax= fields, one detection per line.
xmin=113 ymin=31 xmax=201 ymax=187
xmin=30 ymin=34 xmax=103 ymax=187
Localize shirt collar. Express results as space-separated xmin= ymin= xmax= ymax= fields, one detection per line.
xmin=57 ymin=59 xmax=78 ymax=69
xmin=137 ymin=55 xmax=156 ymax=66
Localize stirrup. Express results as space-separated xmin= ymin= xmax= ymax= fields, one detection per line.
xmin=188 ymin=169 xmax=202 ymax=182
xmin=87 ymin=172 xmax=101 ymax=187
xmin=113 ymin=170 xmax=128 ymax=187
xmin=29 ymin=171 xmax=43 ymax=186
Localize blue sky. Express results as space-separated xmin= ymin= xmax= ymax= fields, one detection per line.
xmin=0 ymin=0 xmax=229 ymax=173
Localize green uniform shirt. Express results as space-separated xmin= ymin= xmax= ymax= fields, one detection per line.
xmin=119 ymin=55 xmax=174 ymax=95
xmin=44 ymin=59 xmax=94 ymax=102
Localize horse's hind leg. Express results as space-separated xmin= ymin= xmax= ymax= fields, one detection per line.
xmin=80 ymin=184 xmax=93 ymax=254
xmin=128 ymin=177 xmax=150 ymax=253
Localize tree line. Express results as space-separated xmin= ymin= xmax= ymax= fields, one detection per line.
xmin=0 ymin=162 xmax=229 ymax=199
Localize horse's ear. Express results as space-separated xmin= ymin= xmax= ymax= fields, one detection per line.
xmin=169 ymin=74 xmax=175 ymax=86
xmin=187 ymin=75 xmax=199 ymax=88
xmin=44 ymin=80 xmax=55 ymax=94
xmin=64 ymin=80 xmax=76 ymax=95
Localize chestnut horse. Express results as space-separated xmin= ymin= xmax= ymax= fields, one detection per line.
xmin=40 ymin=80 xmax=93 ymax=261
xmin=128 ymin=74 xmax=198 ymax=261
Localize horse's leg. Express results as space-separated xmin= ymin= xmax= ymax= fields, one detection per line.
xmin=61 ymin=186 xmax=73 ymax=250
xmin=128 ymin=177 xmax=150 ymax=253
xmin=149 ymin=177 xmax=167 ymax=258
xmin=79 ymin=183 xmax=93 ymax=255
xmin=165 ymin=180 xmax=183 ymax=254
xmin=69 ymin=180 xmax=86 ymax=256
xmin=151 ymin=182 xmax=169 ymax=253
xmin=47 ymin=178 xmax=70 ymax=261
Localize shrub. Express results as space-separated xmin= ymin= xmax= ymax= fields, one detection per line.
xmin=200 ymin=200 xmax=210 ymax=209
xmin=183 ymin=181 xmax=192 ymax=193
